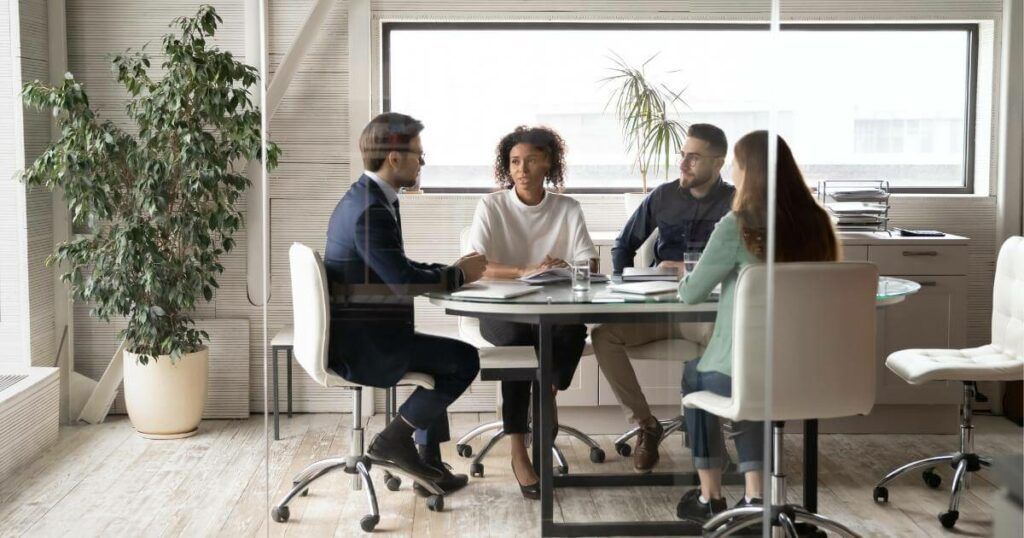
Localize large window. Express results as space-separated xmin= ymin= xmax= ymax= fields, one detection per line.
xmin=385 ymin=23 xmax=977 ymax=193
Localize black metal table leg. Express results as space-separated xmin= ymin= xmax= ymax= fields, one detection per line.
xmin=532 ymin=379 xmax=541 ymax=475
xmin=286 ymin=347 xmax=293 ymax=418
xmin=804 ymin=419 xmax=818 ymax=513
xmin=272 ymin=347 xmax=280 ymax=440
xmin=538 ymin=321 xmax=555 ymax=535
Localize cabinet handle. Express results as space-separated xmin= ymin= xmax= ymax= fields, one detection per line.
xmin=902 ymin=250 xmax=938 ymax=257
xmin=917 ymin=281 xmax=937 ymax=287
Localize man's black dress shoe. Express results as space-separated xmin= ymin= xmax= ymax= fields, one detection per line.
xmin=413 ymin=462 xmax=469 ymax=496
xmin=367 ymin=433 xmax=444 ymax=482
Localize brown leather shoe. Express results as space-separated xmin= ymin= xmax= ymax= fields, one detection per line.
xmin=633 ymin=417 xmax=664 ymax=473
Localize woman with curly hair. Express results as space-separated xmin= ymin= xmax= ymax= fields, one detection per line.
xmin=466 ymin=125 xmax=597 ymax=499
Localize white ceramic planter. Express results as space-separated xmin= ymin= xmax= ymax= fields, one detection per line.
xmin=123 ymin=346 xmax=208 ymax=439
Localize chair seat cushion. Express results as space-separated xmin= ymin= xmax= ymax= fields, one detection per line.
xmin=886 ymin=344 xmax=1024 ymax=384
xmin=681 ymin=391 xmax=735 ymax=419
xmin=324 ymin=369 xmax=436 ymax=390
xmin=272 ymin=326 xmax=294 ymax=347
xmin=626 ymin=338 xmax=702 ymax=362
xmin=479 ymin=346 xmax=538 ymax=371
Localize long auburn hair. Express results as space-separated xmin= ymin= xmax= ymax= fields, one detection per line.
xmin=732 ymin=131 xmax=839 ymax=262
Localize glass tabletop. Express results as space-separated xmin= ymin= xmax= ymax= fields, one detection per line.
xmin=426 ymin=276 xmax=921 ymax=305
xmin=877 ymin=276 xmax=921 ymax=300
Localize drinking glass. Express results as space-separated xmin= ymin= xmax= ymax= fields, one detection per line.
xmin=571 ymin=260 xmax=591 ymax=292
xmin=683 ymin=251 xmax=701 ymax=274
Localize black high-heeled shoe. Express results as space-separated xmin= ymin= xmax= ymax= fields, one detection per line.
xmin=511 ymin=461 xmax=540 ymax=500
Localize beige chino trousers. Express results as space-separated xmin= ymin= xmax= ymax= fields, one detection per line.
xmin=591 ymin=322 xmax=713 ymax=424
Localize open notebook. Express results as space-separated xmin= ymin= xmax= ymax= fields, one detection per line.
xmin=621 ymin=267 xmax=680 ymax=282
xmin=451 ymin=283 xmax=542 ymax=300
xmin=519 ymin=267 xmax=609 ymax=285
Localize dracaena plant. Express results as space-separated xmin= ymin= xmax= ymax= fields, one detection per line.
xmin=19 ymin=5 xmax=280 ymax=363
xmin=602 ymin=52 xmax=688 ymax=193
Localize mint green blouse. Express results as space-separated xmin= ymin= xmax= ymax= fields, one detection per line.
xmin=678 ymin=212 xmax=758 ymax=377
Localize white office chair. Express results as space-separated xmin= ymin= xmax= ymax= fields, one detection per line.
xmin=271 ymin=243 xmax=446 ymax=532
xmin=453 ymin=228 xmax=607 ymax=476
xmin=874 ymin=236 xmax=1024 ymax=529
xmin=684 ymin=262 xmax=878 ymax=537
xmin=609 ymin=228 xmax=706 ymax=457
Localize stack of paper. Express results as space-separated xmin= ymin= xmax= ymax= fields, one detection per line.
xmin=621 ymin=267 xmax=680 ymax=282
xmin=826 ymin=201 xmax=889 ymax=228
xmin=518 ymin=268 xmax=609 ymax=285
xmin=452 ymin=283 xmax=541 ymax=299
xmin=829 ymin=188 xmax=888 ymax=202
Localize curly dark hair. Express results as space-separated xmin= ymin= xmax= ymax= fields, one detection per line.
xmin=493 ymin=125 xmax=568 ymax=190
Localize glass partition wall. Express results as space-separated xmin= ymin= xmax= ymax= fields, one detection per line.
xmin=262 ymin=0 xmax=778 ymax=535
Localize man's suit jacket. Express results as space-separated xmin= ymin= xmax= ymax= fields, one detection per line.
xmin=323 ymin=174 xmax=464 ymax=386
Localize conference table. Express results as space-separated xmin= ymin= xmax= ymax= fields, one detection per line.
xmin=428 ymin=276 xmax=921 ymax=537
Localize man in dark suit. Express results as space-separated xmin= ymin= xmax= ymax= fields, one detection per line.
xmin=324 ymin=112 xmax=487 ymax=493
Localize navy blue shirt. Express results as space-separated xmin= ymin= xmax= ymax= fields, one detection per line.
xmin=611 ymin=177 xmax=736 ymax=274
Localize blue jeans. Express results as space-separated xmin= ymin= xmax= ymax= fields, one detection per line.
xmin=682 ymin=360 xmax=764 ymax=473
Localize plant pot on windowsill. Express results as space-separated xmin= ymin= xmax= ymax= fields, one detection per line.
xmin=123 ymin=347 xmax=208 ymax=439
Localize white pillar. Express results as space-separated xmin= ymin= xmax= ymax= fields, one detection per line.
xmin=348 ymin=0 xmax=376 ymax=416
xmin=997 ymin=0 xmax=1023 ymax=242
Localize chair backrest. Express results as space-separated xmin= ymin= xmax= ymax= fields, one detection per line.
xmin=731 ymin=262 xmax=879 ymax=422
xmin=636 ymin=228 xmax=659 ymax=268
xmin=992 ymin=236 xmax=1024 ymax=357
xmin=458 ymin=227 xmax=485 ymax=345
xmin=288 ymin=242 xmax=332 ymax=387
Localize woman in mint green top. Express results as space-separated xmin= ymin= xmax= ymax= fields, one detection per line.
xmin=678 ymin=211 xmax=758 ymax=377
xmin=674 ymin=131 xmax=840 ymax=523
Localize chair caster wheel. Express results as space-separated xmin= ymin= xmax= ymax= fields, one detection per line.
xmin=922 ymin=469 xmax=942 ymax=489
xmin=271 ymin=505 xmax=290 ymax=523
xmin=427 ymin=494 xmax=445 ymax=512
xmin=360 ymin=514 xmax=379 ymax=532
xmin=457 ymin=444 xmax=473 ymax=458
xmin=470 ymin=462 xmax=484 ymax=477
xmin=938 ymin=510 xmax=959 ymax=529
xmin=590 ymin=447 xmax=606 ymax=463
xmin=872 ymin=486 xmax=888 ymax=503
xmin=384 ymin=473 xmax=402 ymax=492
xmin=615 ymin=443 xmax=631 ymax=457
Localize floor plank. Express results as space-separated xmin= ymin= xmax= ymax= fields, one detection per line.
xmin=0 ymin=413 xmax=1018 ymax=537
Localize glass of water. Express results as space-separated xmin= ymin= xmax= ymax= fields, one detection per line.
xmin=683 ymin=251 xmax=701 ymax=274
xmin=571 ymin=260 xmax=591 ymax=292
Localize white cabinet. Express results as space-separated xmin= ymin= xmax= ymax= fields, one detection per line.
xmin=874 ymin=276 xmax=965 ymax=404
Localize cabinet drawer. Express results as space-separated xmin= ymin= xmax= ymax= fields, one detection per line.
xmin=868 ymin=245 xmax=967 ymax=275
xmin=842 ymin=245 xmax=868 ymax=261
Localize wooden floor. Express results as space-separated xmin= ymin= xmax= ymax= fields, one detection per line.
xmin=0 ymin=413 xmax=1019 ymax=537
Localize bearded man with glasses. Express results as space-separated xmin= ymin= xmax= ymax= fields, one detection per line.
xmin=593 ymin=123 xmax=735 ymax=474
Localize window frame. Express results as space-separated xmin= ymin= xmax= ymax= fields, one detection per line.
xmin=382 ymin=21 xmax=979 ymax=195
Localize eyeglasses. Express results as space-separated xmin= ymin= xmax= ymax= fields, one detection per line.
xmin=403 ymin=150 xmax=426 ymax=165
xmin=679 ymin=152 xmax=721 ymax=165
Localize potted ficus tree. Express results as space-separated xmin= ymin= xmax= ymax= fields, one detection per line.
xmin=19 ymin=5 xmax=279 ymax=439
xmin=602 ymin=52 xmax=688 ymax=213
